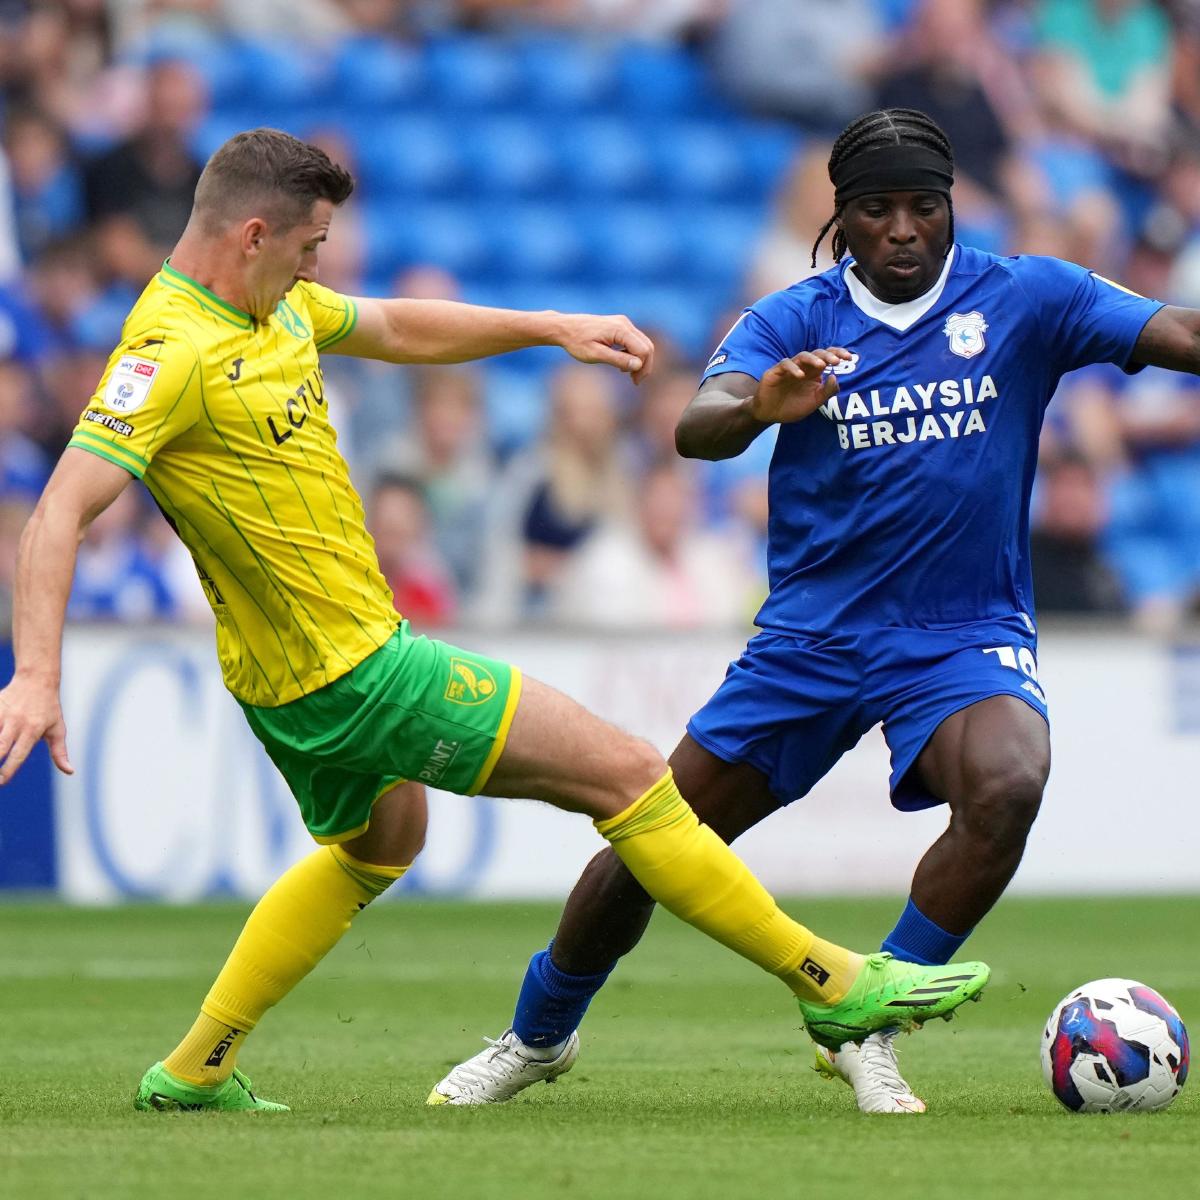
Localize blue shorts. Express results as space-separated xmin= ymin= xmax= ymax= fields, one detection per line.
xmin=686 ymin=616 xmax=1050 ymax=811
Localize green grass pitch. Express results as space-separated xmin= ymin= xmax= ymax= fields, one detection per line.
xmin=2 ymin=896 xmax=1196 ymax=1200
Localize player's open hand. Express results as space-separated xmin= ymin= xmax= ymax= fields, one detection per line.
xmin=0 ymin=676 xmax=73 ymax=785
xmin=558 ymin=314 xmax=655 ymax=384
xmin=749 ymin=347 xmax=854 ymax=425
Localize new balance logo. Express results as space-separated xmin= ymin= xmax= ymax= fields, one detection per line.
xmin=801 ymin=957 xmax=831 ymax=987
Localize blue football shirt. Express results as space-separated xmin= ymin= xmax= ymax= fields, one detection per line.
xmin=702 ymin=245 xmax=1163 ymax=632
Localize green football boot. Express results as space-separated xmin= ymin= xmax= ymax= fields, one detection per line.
xmin=134 ymin=1062 xmax=290 ymax=1113
xmin=799 ymin=953 xmax=990 ymax=1049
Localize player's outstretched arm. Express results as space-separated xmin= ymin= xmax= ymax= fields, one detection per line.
xmin=676 ymin=348 xmax=853 ymax=461
xmin=0 ymin=449 xmax=132 ymax=785
xmin=1129 ymin=306 xmax=1200 ymax=374
xmin=331 ymin=297 xmax=655 ymax=382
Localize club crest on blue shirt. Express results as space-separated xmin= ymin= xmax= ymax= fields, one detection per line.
xmin=943 ymin=311 xmax=989 ymax=359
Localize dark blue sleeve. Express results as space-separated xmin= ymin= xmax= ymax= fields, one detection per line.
xmin=701 ymin=292 xmax=804 ymax=382
xmin=1008 ymin=256 xmax=1164 ymax=376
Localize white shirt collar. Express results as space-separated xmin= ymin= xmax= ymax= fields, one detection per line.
xmin=842 ymin=246 xmax=956 ymax=332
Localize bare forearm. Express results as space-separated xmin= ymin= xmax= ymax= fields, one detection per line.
xmin=676 ymin=390 xmax=771 ymax=460
xmin=384 ymin=300 xmax=566 ymax=363
xmin=12 ymin=503 xmax=82 ymax=686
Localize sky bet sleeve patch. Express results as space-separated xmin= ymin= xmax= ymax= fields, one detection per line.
xmin=103 ymin=355 xmax=160 ymax=413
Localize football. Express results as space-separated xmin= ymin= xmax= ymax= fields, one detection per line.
xmin=1041 ymin=978 xmax=1189 ymax=1113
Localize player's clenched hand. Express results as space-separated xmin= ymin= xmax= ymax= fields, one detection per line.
xmin=0 ymin=677 xmax=73 ymax=785
xmin=556 ymin=314 xmax=655 ymax=384
xmin=749 ymin=347 xmax=854 ymax=425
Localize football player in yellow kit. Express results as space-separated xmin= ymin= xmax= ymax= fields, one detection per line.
xmin=0 ymin=128 xmax=987 ymax=1112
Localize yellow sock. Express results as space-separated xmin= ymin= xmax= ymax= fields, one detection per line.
xmin=163 ymin=845 xmax=406 ymax=1085
xmin=596 ymin=772 xmax=863 ymax=1004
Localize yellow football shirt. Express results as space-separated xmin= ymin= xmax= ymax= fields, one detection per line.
xmin=68 ymin=262 xmax=399 ymax=706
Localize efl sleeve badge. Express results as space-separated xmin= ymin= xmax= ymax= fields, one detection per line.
xmin=103 ymin=356 xmax=160 ymax=413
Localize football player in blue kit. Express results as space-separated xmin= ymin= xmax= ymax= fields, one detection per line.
xmin=430 ymin=108 xmax=1200 ymax=1113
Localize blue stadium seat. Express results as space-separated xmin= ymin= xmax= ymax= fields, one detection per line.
xmin=493 ymin=283 xmax=602 ymax=322
xmin=461 ymin=119 xmax=561 ymax=197
xmin=674 ymin=204 xmax=763 ymax=288
xmin=480 ymin=362 xmax=553 ymax=454
xmin=352 ymin=116 xmax=467 ymax=198
xmin=739 ymin=123 xmax=803 ymax=193
xmin=215 ymin=39 xmax=326 ymax=109
xmin=620 ymin=285 xmax=722 ymax=357
xmin=485 ymin=205 xmax=587 ymax=282
xmin=558 ymin=118 xmax=657 ymax=198
xmin=426 ymin=36 xmax=522 ymax=111
xmin=577 ymin=203 xmax=683 ymax=284
xmin=191 ymin=111 xmax=250 ymax=162
xmin=651 ymin=121 xmax=746 ymax=201
xmin=361 ymin=199 xmax=493 ymax=279
xmin=329 ymin=36 xmax=425 ymax=111
xmin=513 ymin=35 xmax=617 ymax=113
xmin=614 ymin=44 xmax=708 ymax=115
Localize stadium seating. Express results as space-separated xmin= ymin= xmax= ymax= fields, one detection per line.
xmin=328 ymin=36 xmax=426 ymax=111
xmin=178 ymin=33 xmax=798 ymax=374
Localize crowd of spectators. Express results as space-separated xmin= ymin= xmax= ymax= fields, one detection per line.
xmin=3 ymin=0 xmax=1200 ymax=633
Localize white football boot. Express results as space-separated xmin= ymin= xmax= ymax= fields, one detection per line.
xmin=426 ymin=1029 xmax=580 ymax=1106
xmin=814 ymin=1029 xmax=927 ymax=1113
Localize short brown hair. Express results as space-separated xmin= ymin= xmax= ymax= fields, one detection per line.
xmin=193 ymin=128 xmax=354 ymax=234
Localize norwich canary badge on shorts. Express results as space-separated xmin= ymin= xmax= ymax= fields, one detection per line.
xmin=445 ymin=658 xmax=497 ymax=705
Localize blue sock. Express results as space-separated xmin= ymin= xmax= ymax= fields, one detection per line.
xmin=511 ymin=942 xmax=615 ymax=1048
xmin=880 ymin=897 xmax=971 ymax=966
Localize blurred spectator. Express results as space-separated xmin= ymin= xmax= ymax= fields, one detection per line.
xmin=0 ymin=498 xmax=33 ymax=634
xmin=1157 ymin=143 xmax=1200 ymax=306
xmin=621 ymin=365 xmax=695 ymax=474
xmin=304 ymin=127 xmax=364 ymax=294
xmin=1031 ymin=0 xmax=1173 ymax=176
xmin=35 ymin=344 xmax=111 ymax=457
xmin=26 ymin=236 xmax=103 ymax=358
xmin=1030 ymin=450 xmax=1126 ymax=615
xmin=2 ymin=105 xmax=84 ymax=263
xmin=746 ymin=142 xmax=839 ymax=296
xmin=875 ymin=0 xmax=1044 ymax=244
xmin=551 ymin=459 xmax=752 ymax=628
xmin=69 ymin=486 xmax=177 ymax=621
xmin=1170 ymin=0 xmax=1200 ymax=140
xmin=335 ymin=263 xmax=465 ymax=481
xmin=1101 ymin=366 xmax=1200 ymax=631
xmin=0 ymin=359 xmax=51 ymax=502
xmin=618 ymin=361 xmax=767 ymax=533
xmin=0 ymin=147 xmax=19 ymax=283
xmin=4 ymin=12 xmax=1200 ymax=635
xmin=386 ymin=365 xmax=496 ymax=600
xmin=556 ymin=0 xmax=720 ymax=40
xmin=709 ymin=0 xmax=888 ymax=132
xmin=1039 ymin=364 xmax=1125 ymax=470
xmin=141 ymin=508 xmax=214 ymax=625
xmin=8 ymin=1 xmax=139 ymax=142
xmin=0 ymin=276 xmax=54 ymax=367
xmin=83 ymin=58 xmax=206 ymax=287
xmin=474 ymin=362 xmax=631 ymax=623
xmin=367 ymin=473 xmax=458 ymax=628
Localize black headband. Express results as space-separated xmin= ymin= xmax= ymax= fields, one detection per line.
xmin=832 ymin=145 xmax=954 ymax=209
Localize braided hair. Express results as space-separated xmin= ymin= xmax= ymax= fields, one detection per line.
xmin=810 ymin=108 xmax=955 ymax=268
